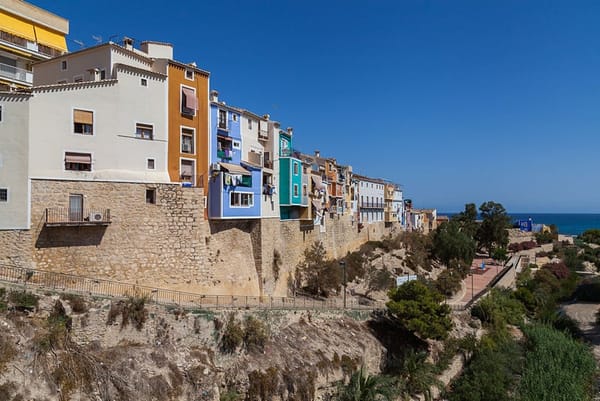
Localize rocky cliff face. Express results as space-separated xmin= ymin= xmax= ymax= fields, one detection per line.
xmin=0 ymin=287 xmax=389 ymax=401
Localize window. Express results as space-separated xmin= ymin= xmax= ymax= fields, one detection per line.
xmin=218 ymin=109 xmax=227 ymax=129
xmin=61 ymin=60 xmax=67 ymax=70
xmin=181 ymin=128 xmax=194 ymax=154
xmin=100 ymin=70 xmax=106 ymax=80
xmin=140 ymin=78 xmax=147 ymax=86
xmin=230 ymin=192 xmax=253 ymax=207
xmin=73 ymin=109 xmax=93 ymax=135
xmin=232 ymin=114 xmax=238 ymax=122
xmin=0 ymin=105 xmax=3 ymax=122
xmin=232 ymin=140 xmax=241 ymax=150
xmin=146 ymin=189 xmax=156 ymax=204
xmin=57 ymin=80 xmax=67 ymax=84
xmin=248 ymin=118 xmax=252 ymax=130
xmin=293 ymin=184 xmax=299 ymax=197
xmin=69 ymin=194 xmax=83 ymax=221
xmin=74 ymin=75 xmax=83 ymax=83
xmin=65 ymin=152 xmax=92 ymax=171
xmin=303 ymin=185 xmax=307 ymax=196
xmin=293 ymin=162 xmax=299 ymax=175
xmin=180 ymin=159 xmax=195 ymax=183
xmin=181 ymin=86 xmax=197 ymax=116
xmin=185 ymin=69 xmax=194 ymax=80
xmin=0 ymin=188 xmax=7 ymax=202
xmin=147 ymin=158 xmax=155 ymax=170
xmin=135 ymin=123 xmax=153 ymax=140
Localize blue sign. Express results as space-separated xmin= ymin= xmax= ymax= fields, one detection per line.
xmin=396 ymin=275 xmax=417 ymax=286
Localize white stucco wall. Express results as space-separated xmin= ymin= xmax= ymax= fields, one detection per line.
xmin=0 ymin=93 xmax=31 ymax=229
xmin=358 ymin=178 xmax=385 ymax=223
xmin=28 ymin=68 xmax=169 ymax=183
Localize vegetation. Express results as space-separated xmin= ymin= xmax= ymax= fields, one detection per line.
xmin=515 ymin=324 xmax=596 ymax=401
xmin=365 ymin=268 xmax=395 ymax=297
xmin=243 ymin=315 xmax=269 ymax=353
xmin=336 ymin=366 xmax=396 ymax=401
xmin=220 ymin=313 xmax=243 ymax=353
xmin=296 ymin=241 xmax=342 ymax=297
xmin=431 ymin=220 xmax=476 ymax=267
xmin=60 ymin=293 xmax=88 ymax=313
xmin=535 ymin=231 xmax=555 ymax=245
xmin=387 ymin=280 xmax=452 ymax=340
xmin=434 ymin=269 xmax=462 ymax=296
xmin=106 ymin=294 xmax=149 ymax=331
xmin=476 ymin=201 xmax=511 ymax=256
xmin=580 ymin=228 xmax=600 ymax=245
xmin=7 ymin=290 xmax=39 ymax=311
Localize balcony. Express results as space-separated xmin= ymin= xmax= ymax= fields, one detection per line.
xmin=0 ymin=30 xmax=62 ymax=58
xmin=45 ymin=208 xmax=111 ymax=226
xmin=359 ymin=202 xmax=384 ymax=209
xmin=258 ymin=128 xmax=269 ymax=140
xmin=0 ymin=62 xmax=32 ymax=84
xmin=247 ymin=151 xmax=262 ymax=167
xmin=217 ymin=149 xmax=233 ymax=160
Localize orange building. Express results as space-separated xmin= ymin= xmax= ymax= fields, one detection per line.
xmin=165 ymin=61 xmax=210 ymax=189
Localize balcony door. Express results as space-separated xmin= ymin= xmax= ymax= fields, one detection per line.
xmin=69 ymin=194 xmax=83 ymax=222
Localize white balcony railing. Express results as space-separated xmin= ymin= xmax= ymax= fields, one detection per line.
xmin=0 ymin=62 xmax=32 ymax=84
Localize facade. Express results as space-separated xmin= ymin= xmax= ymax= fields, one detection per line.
xmin=384 ymin=183 xmax=404 ymax=226
xmin=148 ymin=42 xmax=210 ymax=190
xmin=356 ymin=174 xmax=385 ymax=225
xmin=393 ymin=185 xmax=404 ymax=226
xmin=0 ymin=0 xmax=68 ymax=89
xmin=279 ymin=128 xmax=309 ymax=220
xmin=208 ymin=93 xmax=261 ymax=219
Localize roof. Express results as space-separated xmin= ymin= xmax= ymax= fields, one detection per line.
xmin=33 ymin=42 xmax=153 ymax=66
xmin=168 ymin=59 xmax=210 ymax=77
xmin=31 ymin=79 xmax=118 ymax=92
xmin=352 ymin=173 xmax=386 ymax=184
xmin=114 ymin=63 xmax=167 ymax=80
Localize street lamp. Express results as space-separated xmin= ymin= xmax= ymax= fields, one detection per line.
xmin=339 ymin=260 xmax=347 ymax=309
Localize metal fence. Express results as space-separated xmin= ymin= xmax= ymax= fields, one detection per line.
xmin=0 ymin=263 xmax=383 ymax=311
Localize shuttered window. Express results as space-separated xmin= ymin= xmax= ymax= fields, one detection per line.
xmin=65 ymin=152 xmax=92 ymax=171
xmin=73 ymin=109 xmax=93 ymax=135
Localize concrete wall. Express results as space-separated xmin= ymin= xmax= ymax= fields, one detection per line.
xmin=0 ymin=92 xmax=31 ymax=229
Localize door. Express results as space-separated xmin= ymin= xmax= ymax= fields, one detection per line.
xmin=69 ymin=194 xmax=83 ymax=222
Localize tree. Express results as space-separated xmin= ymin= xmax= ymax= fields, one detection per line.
xmin=452 ymin=203 xmax=479 ymax=238
xmin=296 ymin=241 xmax=342 ymax=297
xmin=476 ymin=201 xmax=510 ymax=256
xmin=336 ymin=366 xmax=396 ymax=401
xmin=491 ymin=248 xmax=507 ymax=265
xmin=580 ymin=229 xmax=600 ymax=245
xmin=387 ymin=280 xmax=453 ymax=340
xmin=432 ymin=220 xmax=476 ymax=267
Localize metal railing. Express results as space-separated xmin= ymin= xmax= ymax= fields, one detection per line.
xmin=45 ymin=208 xmax=111 ymax=225
xmin=0 ymin=62 xmax=32 ymax=83
xmin=360 ymin=202 xmax=385 ymax=209
xmin=0 ymin=263 xmax=384 ymax=311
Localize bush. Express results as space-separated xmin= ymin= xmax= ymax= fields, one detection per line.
xmin=60 ymin=293 xmax=88 ymax=313
xmin=580 ymin=229 xmax=600 ymax=245
xmin=516 ymin=324 xmax=596 ymax=401
xmin=366 ymin=268 xmax=395 ymax=296
xmin=36 ymin=300 xmax=72 ymax=352
xmin=387 ymin=280 xmax=452 ymax=340
xmin=542 ymin=261 xmax=570 ymax=280
xmin=220 ymin=313 xmax=243 ymax=353
xmin=434 ymin=269 xmax=462 ymax=296
xmin=535 ymin=231 xmax=555 ymax=245
xmin=243 ymin=316 xmax=268 ymax=352
xmin=106 ymin=295 xmax=148 ymax=331
xmin=471 ymin=288 xmax=525 ymax=328
xmin=296 ymin=241 xmax=342 ymax=297
xmin=8 ymin=290 xmax=39 ymax=311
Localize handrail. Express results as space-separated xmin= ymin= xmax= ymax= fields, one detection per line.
xmin=0 ymin=263 xmax=384 ymax=311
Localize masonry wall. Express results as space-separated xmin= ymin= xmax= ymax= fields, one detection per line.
xmin=0 ymin=179 xmax=395 ymax=297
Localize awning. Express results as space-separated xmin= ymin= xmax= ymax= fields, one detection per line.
xmin=182 ymin=87 xmax=198 ymax=110
xmin=34 ymin=25 xmax=67 ymax=51
xmin=312 ymin=199 xmax=323 ymax=211
xmin=0 ymin=10 xmax=35 ymax=41
xmin=73 ymin=109 xmax=93 ymax=124
xmin=311 ymin=175 xmax=326 ymax=190
xmin=65 ymin=153 xmax=91 ymax=164
xmin=220 ymin=162 xmax=251 ymax=176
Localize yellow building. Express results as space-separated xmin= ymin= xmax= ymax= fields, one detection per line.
xmin=0 ymin=0 xmax=68 ymax=89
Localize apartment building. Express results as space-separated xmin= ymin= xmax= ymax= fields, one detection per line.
xmin=355 ymin=174 xmax=385 ymax=224
xmin=0 ymin=0 xmax=68 ymax=89
xmin=279 ymin=128 xmax=309 ymax=220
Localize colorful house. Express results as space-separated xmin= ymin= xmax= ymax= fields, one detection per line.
xmin=208 ymin=92 xmax=262 ymax=219
xmin=279 ymin=128 xmax=309 ymax=220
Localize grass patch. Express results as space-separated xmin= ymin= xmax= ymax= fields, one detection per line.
xmin=7 ymin=290 xmax=39 ymax=311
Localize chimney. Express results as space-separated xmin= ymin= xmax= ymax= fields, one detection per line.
xmin=286 ymin=127 xmax=293 ymax=136
xmin=262 ymin=114 xmax=270 ymax=120
xmin=210 ymin=90 xmax=219 ymax=102
xmin=122 ymin=37 xmax=134 ymax=50
xmin=315 ymin=150 xmax=320 ymax=158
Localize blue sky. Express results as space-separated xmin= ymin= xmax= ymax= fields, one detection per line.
xmin=34 ymin=0 xmax=600 ymax=213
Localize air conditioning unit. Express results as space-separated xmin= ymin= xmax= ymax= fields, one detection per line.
xmin=211 ymin=162 xmax=221 ymax=172
xmin=89 ymin=211 xmax=103 ymax=222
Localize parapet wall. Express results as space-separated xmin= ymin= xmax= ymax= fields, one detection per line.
xmin=0 ymin=179 xmax=395 ymax=297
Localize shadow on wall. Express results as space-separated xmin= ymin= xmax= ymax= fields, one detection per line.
xmin=208 ymin=219 xmax=257 ymax=235
xmin=35 ymin=226 xmax=108 ymax=248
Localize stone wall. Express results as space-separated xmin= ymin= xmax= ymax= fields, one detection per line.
xmin=0 ymin=179 xmax=397 ymax=297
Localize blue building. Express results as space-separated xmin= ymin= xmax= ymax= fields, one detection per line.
xmin=278 ymin=128 xmax=309 ymax=220
xmin=207 ymin=92 xmax=262 ymax=219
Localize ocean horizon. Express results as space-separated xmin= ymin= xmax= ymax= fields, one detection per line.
xmin=438 ymin=212 xmax=600 ymax=236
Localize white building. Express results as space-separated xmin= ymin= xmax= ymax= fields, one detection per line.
xmin=392 ymin=186 xmax=404 ymax=226
xmin=355 ymin=174 xmax=385 ymax=224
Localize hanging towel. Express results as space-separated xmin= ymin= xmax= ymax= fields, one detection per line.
xmin=224 ymin=174 xmax=231 ymax=185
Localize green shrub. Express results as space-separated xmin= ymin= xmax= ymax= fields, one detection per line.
xmin=36 ymin=300 xmax=72 ymax=352
xmin=580 ymin=229 xmax=600 ymax=245
xmin=516 ymin=324 xmax=596 ymax=401
xmin=8 ymin=290 xmax=39 ymax=311
xmin=220 ymin=313 xmax=243 ymax=353
xmin=243 ymin=316 xmax=268 ymax=352
xmin=471 ymin=288 xmax=525 ymax=328
xmin=434 ymin=269 xmax=462 ymax=296
xmin=106 ymin=295 xmax=148 ymax=331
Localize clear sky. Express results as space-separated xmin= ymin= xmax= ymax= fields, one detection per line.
xmin=33 ymin=0 xmax=600 ymax=213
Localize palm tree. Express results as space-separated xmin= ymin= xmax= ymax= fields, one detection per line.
xmin=397 ymin=350 xmax=441 ymax=401
xmin=337 ymin=366 xmax=396 ymax=401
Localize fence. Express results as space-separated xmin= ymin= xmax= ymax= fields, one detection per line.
xmin=0 ymin=263 xmax=383 ymax=311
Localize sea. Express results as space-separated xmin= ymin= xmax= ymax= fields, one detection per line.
xmin=439 ymin=213 xmax=600 ymax=237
